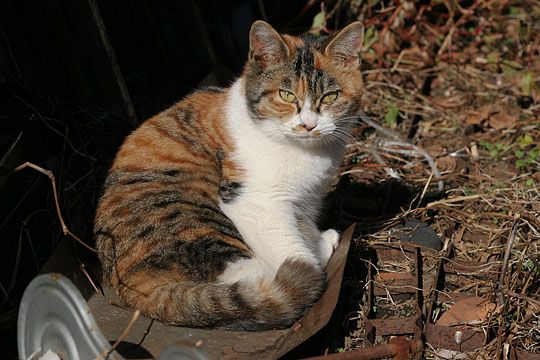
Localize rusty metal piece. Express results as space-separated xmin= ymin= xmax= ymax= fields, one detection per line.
xmin=444 ymin=259 xmax=499 ymax=280
xmin=374 ymin=272 xmax=417 ymax=295
xmin=425 ymin=239 xmax=452 ymax=325
xmin=424 ymin=241 xmax=490 ymax=352
xmin=368 ymin=317 xmax=421 ymax=336
xmin=424 ymin=322 xmax=486 ymax=352
xmin=364 ymin=244 xmax=424 ymax=359
xmin=42 ymin=224 xmax=356 ymax=359
xmin=302 ymin=336 xmax=423 ymax=360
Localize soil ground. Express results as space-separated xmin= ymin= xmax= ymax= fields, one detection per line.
xmin=295 ymin=1 xmax=540 ymax=358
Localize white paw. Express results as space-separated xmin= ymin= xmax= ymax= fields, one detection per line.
xmin=319 ymin=229 xmax=340 ymax=266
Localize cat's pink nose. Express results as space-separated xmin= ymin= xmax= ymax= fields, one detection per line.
xmin=301 ymin=122 xmax=317 ymax=131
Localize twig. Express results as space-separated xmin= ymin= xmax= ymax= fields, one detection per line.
xmin=358 ymin=111 xmax=404 ymax=141
xmin=0 ymin=218 xmax=24 ymax=310
xmin=356 ymin=112 xmax=444 ymax=191
xmin=497 ymin=218 xmax=520 ymax=305
xmin=496 ymin=217 xmax=520 ymax=360
xmin=379 ymin=140 xmax=444 ymax=192
xmin=80 ymin=263 xmax=104 ymax=297
xmin=369 ymin=148 xmax=402 ymax=180
xmin=189 ymin=0 xmax=218 ymax=66
xmin=85 ymin=0 xmax=137 ymax=126
xmin=13 ymin=162 xmax=99 ymax=255
xmin=137 ymin=319 xmax=154 ymax=346
xmin=24 ymin=227 xmax=40 ymax=272
xmin=96 ymin=309 xmax=140 ymax=359
xmin=426 ymin=195 xmax=481 ymax=208
xmin=503 ymin=289 xmax=540 ymax=309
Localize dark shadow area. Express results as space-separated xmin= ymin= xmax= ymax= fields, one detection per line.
xmin=112 ymin=341 xmax=153 ymax=359
xmin=0 ymin=1 xmax=315 ymax=357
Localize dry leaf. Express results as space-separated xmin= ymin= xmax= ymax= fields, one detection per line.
xmin=465 ymin=113 xmax=482 ymax=125
xmin=427 ymin=143 xmax=444 ymax=157
xmin=436 ymin=155 xmax=458 ymax=173
xmin=465 ymin=105 xmax=493 ymax=125
xmin=489 ymin=111 xmax=516 ymax=130
xmin=432 ymin=95 xmax=466 ymax=108
xmin=437 ymin=297 xmax=497 ymax=326
xmin=479 ymin=105 xmax=493 ymax=120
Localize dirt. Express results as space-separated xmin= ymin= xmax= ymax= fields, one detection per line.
xmin=308 ymin=0 xmax=540 ymax=358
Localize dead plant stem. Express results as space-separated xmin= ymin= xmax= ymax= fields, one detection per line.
xmin=96 ymin=309 xmax=140 ymax=359
xmin=13 ymin=162 xmax=99 ymax=255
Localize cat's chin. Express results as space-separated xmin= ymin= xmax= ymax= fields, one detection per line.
xmin=284 ymin=132 xmax=340 ymax=147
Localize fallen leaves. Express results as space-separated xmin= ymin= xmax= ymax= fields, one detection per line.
xmin=436 ymin=297 xmax=497 ymax=326
xmin=464 ymin=104 xmax=518 ymax=131
xmin=489 ymin=111 xmax=517 ymax=130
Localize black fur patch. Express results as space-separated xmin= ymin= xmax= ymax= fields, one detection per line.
xmin=162 ymin=169 xmax=181 ymax=176
xmin=136 ymin=225 xmax=155 ymax=238
xmin=219 ymin=181 xmax=243 ymax=203
xmin=139 ymin=237 xmax=249 ymax=281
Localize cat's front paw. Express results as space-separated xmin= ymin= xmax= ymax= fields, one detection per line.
xmin=319 ymin=229 xmax=340 ymax=266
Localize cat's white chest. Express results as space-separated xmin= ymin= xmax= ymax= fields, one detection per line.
xmin=224 ymin=80 xmax=341 ymax=200
xmin=241 ymin=139 xmax=336 ymax=197
xmin=218 ymin=79 xmax=345 ymax=272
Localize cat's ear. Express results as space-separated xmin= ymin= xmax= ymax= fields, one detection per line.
xmin=325 ymin=22 xmax=364 ymax=69
xmin=249 ymin=20 xmax=289 ymax=70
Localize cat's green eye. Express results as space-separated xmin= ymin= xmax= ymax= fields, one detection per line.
xmin=279 ymin=90 xmax=297 ymax=103
xmin=321 ymin=91 xmax=339 ymax=104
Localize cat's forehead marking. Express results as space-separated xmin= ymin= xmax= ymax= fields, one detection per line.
xmin=291 ymin=44 xmax=332 ymax=99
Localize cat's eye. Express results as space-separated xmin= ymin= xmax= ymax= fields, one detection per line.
xmin=321 ymin=91 xmax=339 ymax=104
xmin=279 ymin=90 xmax=297 ymax=103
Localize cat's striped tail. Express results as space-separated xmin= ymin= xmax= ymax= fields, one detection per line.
xmin=114 ymin=258 xmax=326 ymax=331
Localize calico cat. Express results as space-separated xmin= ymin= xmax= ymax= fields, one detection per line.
xmin=94 ymin=20 xmax=364 ymax=331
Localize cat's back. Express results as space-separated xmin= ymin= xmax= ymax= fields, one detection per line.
xmin=95 ymin=87 xmax=246 ymax=282
xmin=112 ymin=88 xmax=231 ymax=172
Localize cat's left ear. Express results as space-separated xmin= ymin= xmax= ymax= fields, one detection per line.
xmin=325 ymin=22 xmax=364 ymax=69
xmin=249 ymin=20 xmax=290 ymax=70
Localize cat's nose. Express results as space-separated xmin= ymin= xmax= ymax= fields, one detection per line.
xmin=300 ymin=122 xmax=317 ymax=131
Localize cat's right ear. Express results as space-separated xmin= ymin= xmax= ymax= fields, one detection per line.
xmin=249 ymin=21 xmax=289 ymax=70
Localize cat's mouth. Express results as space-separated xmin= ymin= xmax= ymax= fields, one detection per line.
xmin=290 ymin=130 xmax=322 ymax=138
xmin=287 ymin=130 xmax=330 ymax=144
xmin=289 ymin=125 xmax=323 ymax=138
xmin=278 ymin=121 xmax=337 ymax=143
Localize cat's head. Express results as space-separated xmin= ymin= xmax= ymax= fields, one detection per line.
xmin=243 ymin=21 xmax=364 ymax=146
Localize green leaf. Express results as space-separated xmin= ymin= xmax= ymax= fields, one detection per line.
xmin=515 ymin=149 xmax=525 ymax=159
xmin=311 ymin=11 xmax=326 ymax=30
xmin=363 ymin=27 xmax=378 ymax=49
xmin=521 ymin=72 xmax=533 ymax=96
xmin=519 ymin=134 xmax=533 ymax=149
xmin=526 ymin=178 xmax=534 ymax=187
xmin=509 ymin=6 xmax=521 ymax=15
xmin=501 ymin=60 xmax=522 ymax=74
xmin=479 ymin=140 xmax=494 ymax=151
xmin=384 ymin=104 xmax=399 ymax=128
xmin=516 ymin=159 xmax=526 ymax=168
xmin=528 ymin=148 xmax=539 ymax=161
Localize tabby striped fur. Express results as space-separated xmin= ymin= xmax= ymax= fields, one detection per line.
xmin=95 ymin=21 xmax=364 ymax=330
